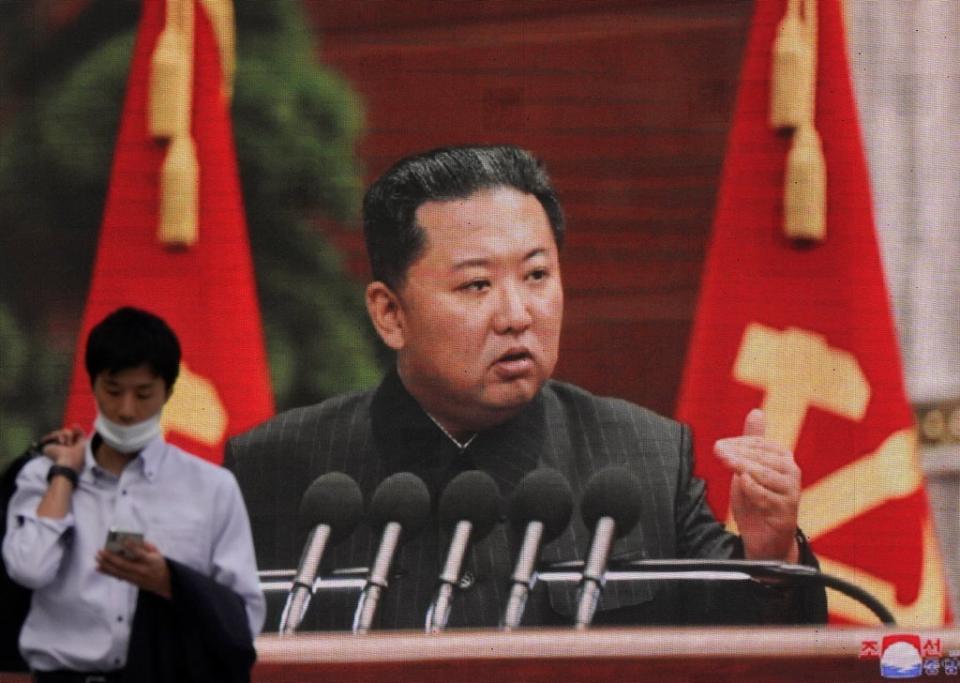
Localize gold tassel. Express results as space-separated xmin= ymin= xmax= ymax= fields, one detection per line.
xmin=199 ymin=0 xmax=236 ymax=99
xmin=158 ymin=135 xmax=199 ymax=248
xmin=151 ymin=0 xmax=198 ymax=248
xmin=148 ymin=0 xmax=192 ymax=138
xmin=784 ymin=123 xmax=826 ymax=241
xmin=770 ymin=0 xmax=812 ymax=129
xmin=775 ymin=0 xmax=825 ymax=242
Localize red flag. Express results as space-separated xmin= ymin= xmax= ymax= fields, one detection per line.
xmin=64 ymin=0 xmax=273 ymax=463
xmin=676 ymin=0 xmax=948 ymax=625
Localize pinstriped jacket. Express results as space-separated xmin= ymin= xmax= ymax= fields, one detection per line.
xmin=226 ymin=369 xmax=825 ymax=631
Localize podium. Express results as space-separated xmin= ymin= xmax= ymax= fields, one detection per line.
xmin=253 ymin=626 xmax=959 ymax=682
xmin=1 ymin=627 xmax=956 ymax=681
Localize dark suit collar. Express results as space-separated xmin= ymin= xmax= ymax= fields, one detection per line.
xmin=370 ymin=368 xmax=547 ymax=494
xmin=371 ymin=367 xmax=459 ymax=470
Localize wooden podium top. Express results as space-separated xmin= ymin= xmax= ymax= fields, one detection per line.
xmin=254 ymin=626 xmax=960 ymax=682
xmin=2 ymin=627 xmax=956 ymax=682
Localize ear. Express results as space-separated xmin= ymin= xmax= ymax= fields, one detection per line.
xmin=366 ymin=281 xmax=406 ymax=350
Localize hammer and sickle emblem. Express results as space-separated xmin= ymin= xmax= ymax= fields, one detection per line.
xmin=732 ymin=323 xmax=946 ymax=626
xmin=160 ymin=362 xmax=228 ymax=447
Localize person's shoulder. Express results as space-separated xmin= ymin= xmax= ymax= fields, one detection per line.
xmin=11 ymin=454 xmax=53 ymax=488
xmin=228 ymin=388 xmax=375 ymax=452
xmin=542 ymin=379 xmax=683 ymax=437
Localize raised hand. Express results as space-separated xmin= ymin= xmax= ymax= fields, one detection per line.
xmin=38 ymin=424 xmax=87 ymax=473
xmin=714 ymin=409 xmax=800 ymax=562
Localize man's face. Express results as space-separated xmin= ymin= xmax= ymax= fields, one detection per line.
xmin=384 ymin=186 xmax=564 ymax=435
xmin=93 ymin=364 xmax=169 ymax=425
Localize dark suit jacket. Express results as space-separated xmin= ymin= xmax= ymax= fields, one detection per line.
xmin=124 ymin=560 xmax=256 ymax=683
xmin=226 ymin=369 xmax=825 ymax=631
xmin=0 ymin=453 xmax=32 ymax=672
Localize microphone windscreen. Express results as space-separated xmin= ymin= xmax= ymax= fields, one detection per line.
xmin=507 ymin=468 xmax=574 ymax=542
xmin=299 ymin=472 xmax=364 ymax=544
xmin=369 ymin=472 xmax=432 ymax=540
xmin=580 ymin=466 xmax=642 ymax=538
xmin=437 ymin=470 xmax=502 ymax=540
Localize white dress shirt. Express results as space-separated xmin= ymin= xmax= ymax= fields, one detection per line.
xmin=2 ymin=434 xmax=265 ymax=672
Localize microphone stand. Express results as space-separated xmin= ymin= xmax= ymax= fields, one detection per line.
xmin=278 ymin=525 xmax=332 ymax=635
xmin=261 ymin=558 xmax=896 ymax=628
xmin=542 ymin=558 xmax=897 ymax=625
xmin=353 ymin=521 xmax=402 ymax=634
xmin=574 ymin=517 xmax=616 ymax=629
xmin=426 ymin=520 xmax=472 ymax=633
xmin=502 ymin=520 xmax=544 ymax=630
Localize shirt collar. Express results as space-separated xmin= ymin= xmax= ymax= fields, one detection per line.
xmin=136 ymin=434 xmax=165 ymax=481
xmin=82 ymin=438 xmax=99 ymax=481
xmin=84 ymin=432 xmax=166 ymax=482
xmin=423 ymin=411 xmax=478 ymax=452
xmin=370 ymin=367 xmax=458 ymax=470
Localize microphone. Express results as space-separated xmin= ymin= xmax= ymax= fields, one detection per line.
xmin=353 ymin=472 xmax=431 ymax=634
xmin=574 ymin=466 xmax=642 ymax=629
xmin=426 ymin=470 xmax=502 ymax=633
xmin=501 ymin=468 xmax=574 ymax=630
xmin=278 ymin=472 xmax=363 ymax=635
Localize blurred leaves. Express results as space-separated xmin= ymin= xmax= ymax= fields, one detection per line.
xmin=0 ymin=302 xmax=72 ymax=471
xmin=0 ymin=0 xmax=382 ymax=460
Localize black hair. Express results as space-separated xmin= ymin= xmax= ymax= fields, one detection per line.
xmin=362 ymin=144 xmax=565 ymax=289
xmin=85 ymin=307 xmax=181 ymax=391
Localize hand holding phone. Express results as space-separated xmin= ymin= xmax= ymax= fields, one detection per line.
xmin=104 ymin=529 xmax=145 ymax=559
xmin=97 ymin=535 xmax=172 ymax=599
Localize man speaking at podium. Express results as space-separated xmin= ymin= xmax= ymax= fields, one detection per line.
xmin=227 ymin=145 xmax=826 ymax=629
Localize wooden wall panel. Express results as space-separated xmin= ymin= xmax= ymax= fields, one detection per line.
xmin=307 ymin=0 xmax=753 ymax=416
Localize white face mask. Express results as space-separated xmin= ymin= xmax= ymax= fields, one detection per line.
xmin=94 ymin=411 xmax=163 ymax=454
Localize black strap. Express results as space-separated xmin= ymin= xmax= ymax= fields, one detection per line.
xmin=46 ymin=465 xmax=79 ymax=489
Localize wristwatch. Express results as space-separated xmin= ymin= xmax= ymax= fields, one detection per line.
xmin=46 ymin=464 xmax=80 ymax=489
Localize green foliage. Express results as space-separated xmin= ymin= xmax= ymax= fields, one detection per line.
xmin=0 ymin=0 xmax=382 ymax=458
xmin=0 ymin=33 xmax=132 ymax=322
xmin=232 ymin=0 xmax=381 ymax=407
xmin=0 ymin=303 xmax=72 ymax=471
xmin=0 ymin=304 xmax=32 ymax=471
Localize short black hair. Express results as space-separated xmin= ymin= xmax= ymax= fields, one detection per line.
xmin=362 ymin=145 xmax=565 ymax=289
xmin=85 ymin=307 xmax=181 ymax=391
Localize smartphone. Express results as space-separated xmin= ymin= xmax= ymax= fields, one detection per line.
xmin=104 ymin=529 xmax=144 ymax=558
